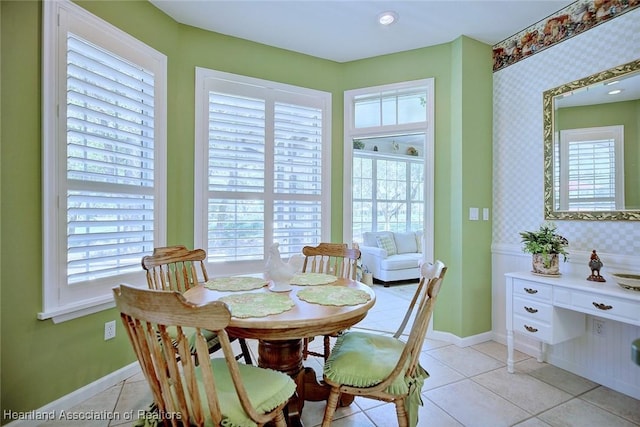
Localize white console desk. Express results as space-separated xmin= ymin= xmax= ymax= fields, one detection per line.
xmin=505 ymin=271 xmax=640 ymax=373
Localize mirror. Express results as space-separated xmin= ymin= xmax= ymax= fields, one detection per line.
xmin=544 ymin=59 xmax=640 ymax=220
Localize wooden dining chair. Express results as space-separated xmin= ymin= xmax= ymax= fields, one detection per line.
xmin=321 ymin=261 xmax=447 ymax=427
xmin=301 ymin=243 xmax=360 ymax=279
xmin=114 ymin=285 xmax=295 ymax=427
xmin=141 ymin=245 xmax=253 ymax=364
xmin=301 ymin=243 xmax=361 ymax=360
xmin=393 ymin=260 xmax=446 ymax=339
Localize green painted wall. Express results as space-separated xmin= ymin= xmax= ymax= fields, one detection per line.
xmin=338 ymin=38 xmax=494 ymax=337
xmin=438 ymin=36 xmax=493 ymax=336
xmin=456 ymin=37 xmax=493 ymax=336
xmin=0 ymin=0 xmax=493 ymax=416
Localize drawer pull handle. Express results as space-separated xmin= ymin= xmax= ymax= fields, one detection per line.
xmin=592 ymin=302 xmax=613 ymax=311
xmin=524 ymin=306 xmax=538 ymax=313
xmin=524 ymin=325 xmax=538 ymax=333
xmin=524 ymin=288 xmax=538 ymax=294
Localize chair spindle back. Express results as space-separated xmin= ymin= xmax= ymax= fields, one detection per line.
xmin=302 ymin=243 xmax=360 ymax=280
xmin=141 ymin=245 xmax=208 ymax=293
xmin=114 ymin=285 xmax=287 ymax=426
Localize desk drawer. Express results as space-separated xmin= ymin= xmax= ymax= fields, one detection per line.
xmin=571 ymin=290 xmax=640 ymax=323
xmin=513 ymin=296 xmax=553 ymax=322
xmin=513 ymin=279 xmax=552 ymax=302
xmin=513 ymin=315 xmax=552 ymax=342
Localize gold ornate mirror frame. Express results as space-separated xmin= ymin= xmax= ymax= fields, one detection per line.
xmin=543 ymin=59 xmax=640 ymax=221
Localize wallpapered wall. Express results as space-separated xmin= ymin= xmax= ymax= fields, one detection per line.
xmin=492 ymin=8 xmax=640 ymax=399
xmin=493 ymin=7 xmax=640 ymax=255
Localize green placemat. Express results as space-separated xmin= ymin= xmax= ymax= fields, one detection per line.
xmin=204 ymin=276 xmax=267 ymax=291
xmin=289 ymin=272 xmax=337 ymax=286
xmin=297 ymin=286 xmax=371 ymax=306
xmin=219 ymin=292 xmax=295 ymax=318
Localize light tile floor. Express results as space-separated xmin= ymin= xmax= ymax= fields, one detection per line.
xmin=39 ymin=282 xmax=640 ymax=427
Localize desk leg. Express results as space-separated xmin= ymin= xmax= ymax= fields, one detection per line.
xmin=539 ymin=342 xmax=547 ymax=363
xmin=507 ymin=329 xmax=514 ymax=373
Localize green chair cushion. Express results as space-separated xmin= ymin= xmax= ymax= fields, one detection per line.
xmin=196 ymin=359 xmax=296 ymax=427
xmin=323 ymin=331 xmax=426 ymax=395
xmin=323 ymin=331 xmax=429 ymax=427
xmin=135 ymin=359 xmax=296 ymax=427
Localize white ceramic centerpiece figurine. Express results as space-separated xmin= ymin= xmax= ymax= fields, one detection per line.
xmin=264 ymin=242 xmax=297 ymax=292
xmin=519 ymin=222 xmax=569 ymax=276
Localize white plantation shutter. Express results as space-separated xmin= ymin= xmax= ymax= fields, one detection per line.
xmin=42 ymin=1 xmax=166 ymax=321
xmin=195 ymin=70 xmax=330 ymax=271
xmin=558 ymin=126 xmax=624 ymax=211
xmin=66 ymin=33 xmax=156 ymax=283
xmin=208 ymin=92 xmax=265 ymax=193
xmin=273 ymin=102 xmax=323 ymax=195
xmin=207 ymin=92 xmax=266 ymax=261
xmin=273 ymin=102 xmax=324 ymax=249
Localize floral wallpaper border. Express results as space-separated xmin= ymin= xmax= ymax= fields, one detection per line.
xmin=493 ymin=0 xmax=639 ymax=72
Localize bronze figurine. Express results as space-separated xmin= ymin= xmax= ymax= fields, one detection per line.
xmin=587 ymin=249 xmax=606 ymax=282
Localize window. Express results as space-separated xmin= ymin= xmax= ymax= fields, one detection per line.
xmin=41 ymin=1 xmax=167 ymax=322
xmin=557 ymin=126 xmax=624 ymax=211
xmin=344 ymin=80 xmax=434 ymax=262
xmin=353 ymin=87 xmax=428 ymax=128
xmin=352 ymin=135 xmax=425 ymax=237
xmin=194 ymin=69 xmax=331 ymax=275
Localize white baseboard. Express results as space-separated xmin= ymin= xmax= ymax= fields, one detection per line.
xmin=5 ymin=362 xmax=141 ymax=427
xmin=428 ymin=330 xmax=495 ymax=348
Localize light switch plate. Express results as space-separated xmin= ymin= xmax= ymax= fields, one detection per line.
xmin=469 ymin=207 xmax=479 ymax=221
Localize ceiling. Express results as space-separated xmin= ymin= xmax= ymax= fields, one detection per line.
xmin=149 ymin=0 xmax=575 ymax=63
xmin=555 ymin=71 xmax=640 ymax=108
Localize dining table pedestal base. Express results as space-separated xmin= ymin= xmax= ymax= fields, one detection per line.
xmin=258 ymin=338 xmax=353 ymax=426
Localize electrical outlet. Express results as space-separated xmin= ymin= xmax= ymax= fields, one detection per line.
xmin=104 ymin=320 xmax=116 ymax=340
xmin=593 ymin=319 xmax=605 ymax=337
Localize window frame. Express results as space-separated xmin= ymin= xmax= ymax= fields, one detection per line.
xmin=352 ymin=149 xmax=425 ymax=235
xmin=41 ymin=0 xmax=167 ymax=323
xmin=343 ymin=79 xmax=434 ymax=263
xmin=194 ymin=68 xmax=332 ymax=275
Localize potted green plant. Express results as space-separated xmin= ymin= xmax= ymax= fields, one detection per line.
xmin=519 ymin=222 xmax=569 ymax=276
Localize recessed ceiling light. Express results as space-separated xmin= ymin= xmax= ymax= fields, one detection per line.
xmin=608 ymin=89 xmax=623 ymax=95
xmin=378 ymin=11 xmax=398 ymax=26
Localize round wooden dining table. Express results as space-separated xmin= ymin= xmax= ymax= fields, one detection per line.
xmin=183 ymin=278 xmax=376 ymax=427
